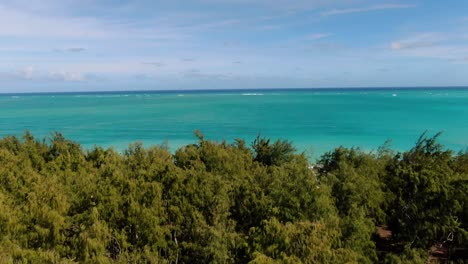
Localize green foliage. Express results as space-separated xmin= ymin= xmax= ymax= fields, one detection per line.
xmin=318 ymin=148 xmax=388 ymax=263
xmin=251 ymin=135 xmax=296 ymax=166
xmin=385 ymin=132 xmax=467 ymax=248
xmin=0 ymin=131 xmax=466 ymax=263
xmin=248 ymin=217 xmax=360 ymax=263
xmin=318 ymin=147 xmax=388 ymax=222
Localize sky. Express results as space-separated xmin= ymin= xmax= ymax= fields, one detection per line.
xmin=0 ymin=0 xmax=468 ymax=92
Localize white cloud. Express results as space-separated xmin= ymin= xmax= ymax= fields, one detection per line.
xmin=388 ymin=32 xmax=468 ymax=61
xmin=304 ymin=42 xmax=344 ymax=52
xmin=66 ymin=47 xmax=86 ymax=52
xmin=389 ymin=33 xmax=446 ymax=50
xmin=390 ymin=41 xmax=433 ymax=50
xmin=53 ymin=47 xmax=87 ymax=52
xmin=49 ymin=71 xmax=85 ymax=82
xmin=183 ymin=19 xmax=243 ymax=31
xmin=321 ymin=4 xmax=415 ymax=16
xmin=2 ymin=66 xmax=103 ymax=83
xmin=0 ymin=66 xmax=40 ymax=81
xmin=199 ymin=0 xmax=344 ymax=11
xmin=391 ymin=45 xmax=468 ymax=60
xmin=0 ymin=5 xmax=106 ymax=38
xmin=182 ymin=58 xmax=196 ymax=62
xmin=307 ymin=33 xmax=332 ymax=40
xmin=0 ymin=5 xmax=189 ymax=40
xmin=0 ymin=66 xmax=35 ymax=81
xmin=255 ymin=25 xmax=282 ymax=31
xmin=18 ymin=66 xmax=35 ymax=80
xmin=142 ymin=62 xmax=165 ymax=67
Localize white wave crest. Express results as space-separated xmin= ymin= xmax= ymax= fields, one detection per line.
xmin=242 ymin=93 xmax=264 ymax=96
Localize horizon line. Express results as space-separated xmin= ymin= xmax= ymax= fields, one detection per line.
xmin=1 ymin=86 xmax=468 ymax=96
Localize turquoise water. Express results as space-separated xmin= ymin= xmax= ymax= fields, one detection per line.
xmin=1 ymin=88 xmax=468 ymax=159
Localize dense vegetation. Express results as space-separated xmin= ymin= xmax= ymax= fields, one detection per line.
xmin=0 ymin=131 xmax=466 ymax=263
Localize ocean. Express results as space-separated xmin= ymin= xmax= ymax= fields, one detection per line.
xmin=1 ymin=88 xmax=468 ymax=159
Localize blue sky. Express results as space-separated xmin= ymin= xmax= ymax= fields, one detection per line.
xmin=1 ymin=0 xmax=468 ymax=92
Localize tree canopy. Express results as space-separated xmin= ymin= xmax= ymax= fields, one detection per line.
xmin=0 ymin=132 xmax=466 ymax=263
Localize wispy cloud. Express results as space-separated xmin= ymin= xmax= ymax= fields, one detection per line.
xmin=390 ymin=41 xmax=433 ymax=50
xmin=0 ymin=66 xmax=92 ymax=82
xmin=181 ymin=58 xmax=196 ymax=62
xmin=49 ymin=71 xmax=85 ymax=82
xmin=1 ymin=66 xmax=100 ymax=83
xmin=67 ymin=47 xmax=86 ymax=52
xmin=182 ymin=69 xmax=234 ymax=80
xmin=389 ymin=33 xmax=446 ymax=50
xmin=203 ymin=19 xmax=243 ymax=29
xmin=53 ymin=47 xmax=87 ymax=52
xmin=304 ymin=42 xmax=344 ymax=52
xmin=18 ymin=66 xmax=35 ymax=80
xmin=142 ymin=62 xmax=165 ymax=67
xmin=321 ymin=4 xmax=416 ymax=16
xmin=392 ymin=45 xmax=468 ymax=60
xmin=255 ymin=25 xmax=282 ymax=31
xmin=307 ymin=33 xmax=332 ymax=40
xmin=0 ymin=67 xmax=35 ymax=81
xmin=0 ymin=5 xmax=189 ymax=40
xmin=388 ymin=32 xmax=468 ymax=61
xmin=0 ymin=5 xmax=105 ymax=38
xmin=199 ymin=0 xmax=350 ymax=12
